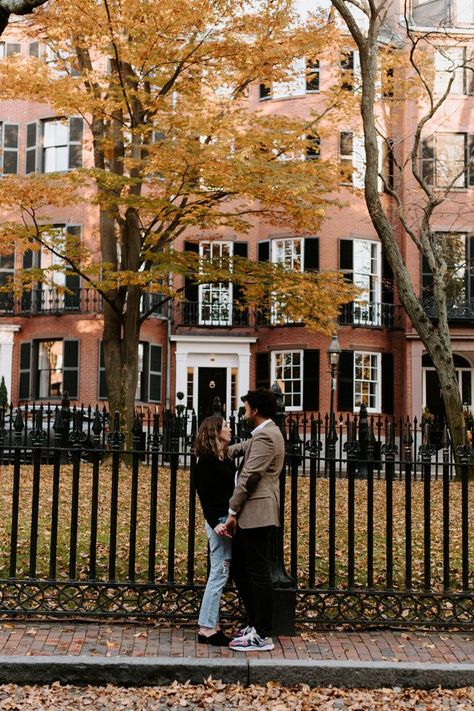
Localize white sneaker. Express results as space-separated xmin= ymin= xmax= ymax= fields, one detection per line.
xmin=229 ymin=628 xmax=274 ymax=652
xmin=234 ymin=625 xmax=253 ymax=638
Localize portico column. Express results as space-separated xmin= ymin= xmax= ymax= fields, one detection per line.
xmin=237 ymin=354 xmax=250 ymax=403
xmin=0 ymin=325 xmax=21 ymax=403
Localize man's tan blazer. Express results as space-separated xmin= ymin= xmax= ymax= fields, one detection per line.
xmin=228 ymin=420 xmax=285 ymax=529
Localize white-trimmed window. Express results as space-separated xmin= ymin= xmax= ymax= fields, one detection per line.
xmin=0 ymin=122 xmax=18 ymax=174
xmin=354 ymin=239 xmax=381 ymax=326
xmin=270 ymin=238 xmax=303 ymax=323
xmin=354 ymin=351 xmax=380 ymax=411
xmin=272 ymin=350 xmax=303 ymax=410
xmin=271 ymin=238 xmax=303 ymax=271
xmin=0 ymin=252 xmax=14 ymax=313
xmin=39 ymin=117 xmax=83 ymax=173
xmin=421 ymin=133 xmax=474 ymax=188
xmin=434 ymin=47 xmax=466 ymax=95
xmin=198 ymin=241 xmax=233 ymax=325
xmin=339 ymin=131 xmax=353 ymax=184
xmin=0 ymin=42 xmax=21 ymax=58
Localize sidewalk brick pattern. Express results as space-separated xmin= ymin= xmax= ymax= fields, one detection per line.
xmin=0 ymin=623 xmax=472 ymax=664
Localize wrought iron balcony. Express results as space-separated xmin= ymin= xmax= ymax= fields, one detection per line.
xmin=0 ymin=288 xmax=166 ymax=317
xmin=421 ymin=296 xmax=474 ymax=323
xmin=173 ymin=301 xmax=271 ymax=328
xmin=339 ymin=302 xmax=403 ymax=330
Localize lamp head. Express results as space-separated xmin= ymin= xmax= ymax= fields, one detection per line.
xmin=328 ymin=333 xmax=341 ymax=368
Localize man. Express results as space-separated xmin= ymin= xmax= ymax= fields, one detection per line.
xmin=217 ymin=388 xmax=285 ymax=652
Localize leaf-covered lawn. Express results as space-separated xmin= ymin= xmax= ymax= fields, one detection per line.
xmin=0 ymin=681 xmax=473 ymax=711
xmin=0 ymin=464 xmax=472 ymax=591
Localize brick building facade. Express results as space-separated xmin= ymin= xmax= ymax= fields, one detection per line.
xmin=0 ymin=0 xmax=473 ymax=421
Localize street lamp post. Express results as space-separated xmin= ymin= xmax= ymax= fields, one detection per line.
xmin=327 ymin=333 xmax=341 ymax=589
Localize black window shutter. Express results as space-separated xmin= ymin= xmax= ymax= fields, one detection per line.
xmin=339 ymin=240 xmax=354 ymax=321
xmin=98 ymin=341 xmax=107 ymax=400
xmin=469 ymin=237 xmax=474 ymax=300
xmin=337 ymin=350 xmax=354 ymax=411
xmin=303 ymin=349 xmax=319 ymax=411
xmin=233 ymin=242 xmax=248 ymax=325
xmin=233 ymin=242 xmax=248 ymax=258
xmin=256 ymin=352 xmax=270 ymax=390
xmin=421 ymin=253 xmax=433 ymax=295
xmin=63 ymin=339 xmax=79 ymax=399
xmin=64 ymin=226 xmax=81 ymax=309
xmin=381 ymin=352 xmax=394 ymax=414
xmin=469 ymin=135 xmax=474 ymax=186
xmin=184 ymin=241 xmax=199 ymax=307
xmin=421 ymin=137 xmax=434 ymax=185
xmin=382 ymin=249 xmax=394 ymax=304
xmin=304 ymin=238 xmax=319 ymax=271
xmin=26 ymin=122 xmax=37 ymax=174
xmin=149 ymin=344 xmax=162 ymax=403
xmin=68 ymin=117 xmax=83 ymax=169
xmin=258 ymin=241 xmax=270 ymax=262
xmin=19 ymin=342 xmax=32 ymax=400
xmin=339 ymin=239 xmax=353 ymax=273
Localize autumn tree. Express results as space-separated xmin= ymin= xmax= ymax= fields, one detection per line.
xmin=0 ymin=0 xmax=358 ymax=430
xmin=330 ymin=0 xmax=474 ymax=456
xmin=0 ymin=0 xmax=47 ymax=35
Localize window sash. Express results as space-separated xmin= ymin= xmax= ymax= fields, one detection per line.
xmin=422 ymin=133 xmax=471 ymax=188
xmin=272 ymin=350 xmax=303 ymax=410
xmin=354 ymin=351 xmax=380 ymax=411
xmin=198 ymin=241 xmax=233 ymax=325
xmin=434 ymin=47 xmax=466 ymax=95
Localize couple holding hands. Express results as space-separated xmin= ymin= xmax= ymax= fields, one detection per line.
xmin=195 ymin=388 xmax=285 ymax=652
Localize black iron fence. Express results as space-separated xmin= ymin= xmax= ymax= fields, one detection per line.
xmin=0 ymin=400 xmax=472 ymax=628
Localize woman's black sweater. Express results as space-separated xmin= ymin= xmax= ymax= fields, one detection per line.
xmin=195 ymin=452 xmax=235 ymax=529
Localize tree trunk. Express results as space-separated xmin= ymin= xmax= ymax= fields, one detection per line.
xmin=342 ymin=17 xmax=467 ymax=469
xmin=0 ymin=0 xmax=48 ymax=35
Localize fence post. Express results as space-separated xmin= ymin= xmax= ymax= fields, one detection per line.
xmin=357 ymin=403 xmax=369 ymax=478
xmin=381 ymin=420 xmax=398 ymax=589
xmin=456 ymin=434 xmax=471 ymax=592
xmin=344 ymin=421 xmax=359 ymax=588
xmin=269 ymin=381 xmax=296 ymax=636
xmin=419 ymin=423 xmax=435 ymax=591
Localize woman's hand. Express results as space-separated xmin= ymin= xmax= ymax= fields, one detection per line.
xmin=215 ymin=522 xmax=232 ymax=537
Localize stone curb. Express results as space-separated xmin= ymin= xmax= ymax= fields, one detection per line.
xmin=0 ymin=656 xmax=248 ymax=687
xmin=248 ymin=659 xmax=474 ymax=689
xmin=0 ymin=655 xmax=473 ymax=689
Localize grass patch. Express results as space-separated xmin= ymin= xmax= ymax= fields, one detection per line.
xmin=0 ymin=464 xmax=472 ymax=592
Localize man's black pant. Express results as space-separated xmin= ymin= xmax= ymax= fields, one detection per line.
xmin=231 ymin=525 xmax=274 ymax=638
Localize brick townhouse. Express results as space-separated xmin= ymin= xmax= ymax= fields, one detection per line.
xmin=0 ymin=0 xmax=473 ymax=421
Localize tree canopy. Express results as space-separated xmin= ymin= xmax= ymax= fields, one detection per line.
xmin=0 ymin=0 xmax=359 ymax=422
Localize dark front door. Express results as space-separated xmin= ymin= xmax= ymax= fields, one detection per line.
xmin=198 ymin=367 xmax=227 ymax=421
xmin=425 ymin=369 xmax=445 ymax=420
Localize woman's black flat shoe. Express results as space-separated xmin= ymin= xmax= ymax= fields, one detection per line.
xmin=198 ymin=630 xmax=232 ymax=646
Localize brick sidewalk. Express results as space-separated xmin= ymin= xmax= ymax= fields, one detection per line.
xmin=0 ymin=622 xmax=472 ymax=664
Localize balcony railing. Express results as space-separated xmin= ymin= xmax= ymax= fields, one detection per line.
xmin=0 ymin=288 xmax=166 ymax=317
xmin=339 ymin=302 xmax=402 ymax=329
xmin=422 ymin=296 xmax=474 ymax=322
xmin=173 ymin=301 xmax=271 ymax=328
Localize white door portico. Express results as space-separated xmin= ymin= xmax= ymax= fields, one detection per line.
xmin=170 ymin=335 xmax=257 ymax=415
xmin=0 ymin=325 xmax=21 ymax=403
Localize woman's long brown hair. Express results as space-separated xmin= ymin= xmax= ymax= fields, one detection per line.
xmin=195 ymin=415 xmax=228 ymax=460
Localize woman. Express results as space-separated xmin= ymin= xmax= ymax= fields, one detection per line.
xmin=195 ymin=415 xmax=235 ymax=646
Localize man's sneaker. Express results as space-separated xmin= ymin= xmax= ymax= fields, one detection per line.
xmin=229 ymin=628 xmax=274 ymax=652
xmin=234 ymin=625 xmax=253 ymax=638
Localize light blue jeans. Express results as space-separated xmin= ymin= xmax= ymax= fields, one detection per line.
xmin=198 ymin=521 xmax=232 ymax=629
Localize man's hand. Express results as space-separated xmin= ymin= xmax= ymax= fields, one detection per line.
xmin=224 ymin=514 xmax=237 ymax=536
